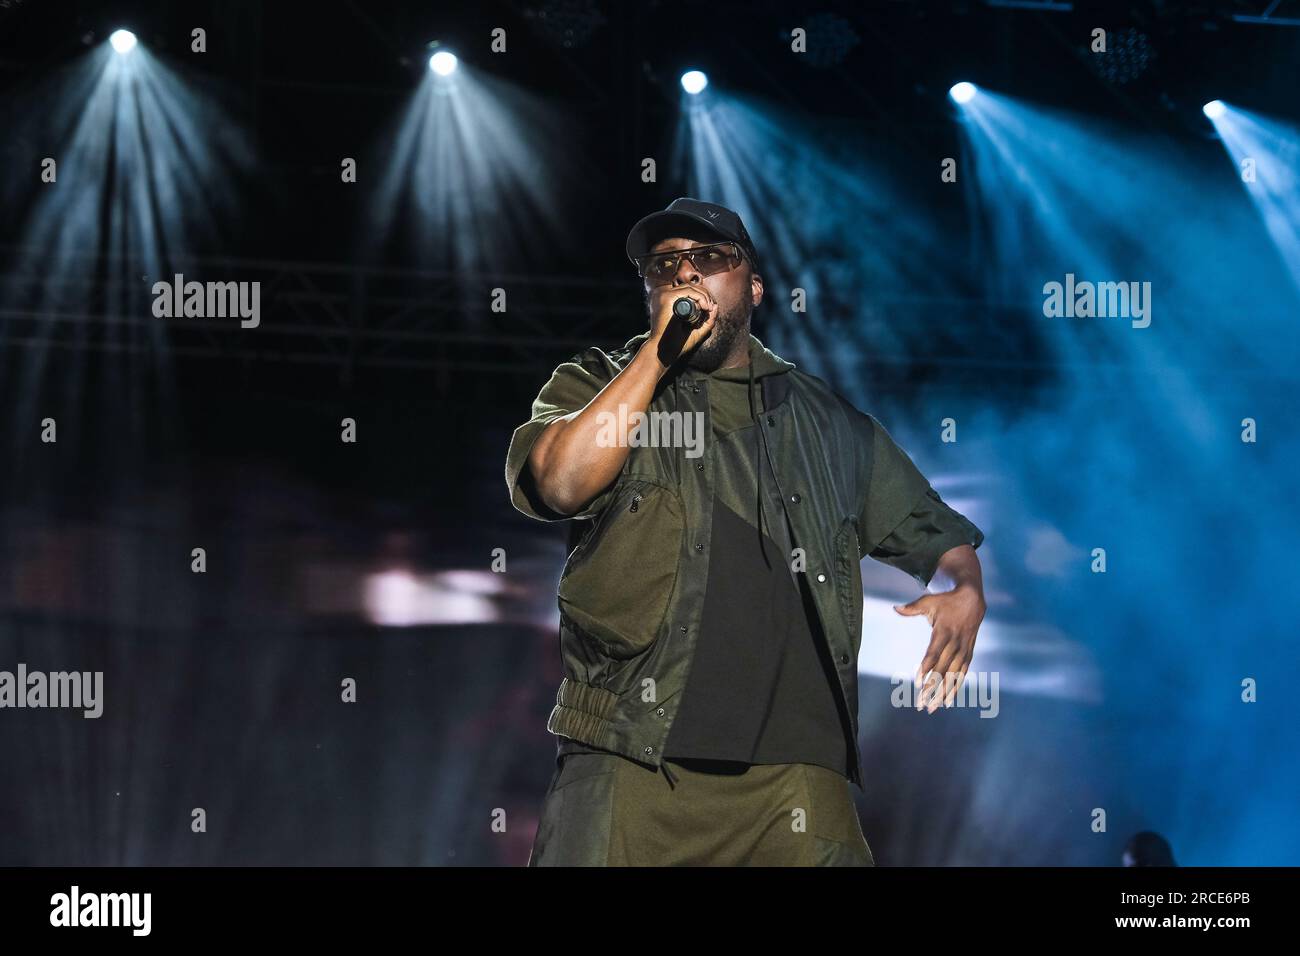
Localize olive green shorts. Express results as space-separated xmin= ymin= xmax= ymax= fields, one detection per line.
xmin=528 ymin=752 xmax=875 ymax=867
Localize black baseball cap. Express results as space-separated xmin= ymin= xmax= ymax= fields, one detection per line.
xmin=625 ymin=198 xmax=760 ymax=272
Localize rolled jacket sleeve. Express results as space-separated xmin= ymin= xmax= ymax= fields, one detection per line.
xmin=859 ymin=416 xmax=984 ymax=588
xmin=504 ymin=351 xmax=618 ymax=522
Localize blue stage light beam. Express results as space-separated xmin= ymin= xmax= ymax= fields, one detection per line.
xmin=365 ymin=57 xmax=578 ymax=285
xmin=954 ymin=87 xmax=1300 ymax=864
xmin=673 ymin=91 xmax=977 ymax=388
xmin=0 ymin=39 xmax=259 ymax=865
xmin=0 ymin=41 xmax=256 ymax=453
xmin=1205 ymin=103 xmax=1300 ymax=296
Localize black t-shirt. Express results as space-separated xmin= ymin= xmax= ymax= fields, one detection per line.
xmin=661 ymin=491 xmax=854 ymax=777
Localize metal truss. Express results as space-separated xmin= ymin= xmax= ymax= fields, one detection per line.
xmin=0 ymin=248 xmax=645 ymax=384
xmin=1232 ymin=1 xmax=1300 ymax=26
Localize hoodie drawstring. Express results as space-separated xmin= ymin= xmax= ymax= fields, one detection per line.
xmin=661 ymin=760 xmax=678 ymax=789
xmin=749 ymin=348 xmax=799 ymax=586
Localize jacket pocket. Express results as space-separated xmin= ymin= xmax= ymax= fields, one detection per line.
xmin=558 ymin=477 xmax=684 ymax=660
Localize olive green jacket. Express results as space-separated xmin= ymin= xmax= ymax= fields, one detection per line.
xmin=505 ymin=331 xmax=983 ymax=790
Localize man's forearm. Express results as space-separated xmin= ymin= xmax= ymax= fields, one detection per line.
xmin=528 ymin=343 xmax=668 ymax=515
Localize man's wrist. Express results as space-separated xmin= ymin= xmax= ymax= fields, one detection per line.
xmin=635 ymin=334 xmax=670 ymax=379
xmin=932 ymin=544 xmax=983 ymax=595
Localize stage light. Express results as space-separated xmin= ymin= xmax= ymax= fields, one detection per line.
xmin=681 ymin=70 xmax=708 ymax=95
xmin=109 ymin=29 xmax=137 ymax=55
xmin=1210 ymin=105 xmax=1300 ymax=295
xmin=371 ymin=47 xmax=573 ymax=276
xmin=949 ymin=81 xmax=977 ymax=104
xmin=429 ymin=50 xmax=458 ymax=76
xmin=6 ymin=25 xmax=255 ymax=456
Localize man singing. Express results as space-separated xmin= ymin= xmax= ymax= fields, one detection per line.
xmin=505 ymin=198 xmax=986 ymax=866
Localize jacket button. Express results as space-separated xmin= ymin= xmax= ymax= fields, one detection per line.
xmin=679 ymin=625 xmax=688 ymax=633
xmin=790 ymin=493 xmax=801 ymax=504
xmin=816 ymin=572 xmax=827 ymax=583
xmin=766 ymin=415 xmax=775 ymax=426
xmin=656 ymin=708 xmax=665 ymax=717
xmin=696 ymin=462 xmax=704 ymax=471
xmin=839 ymin=654 xmax=850 ymax=665
xmin=695 ymin=543 xmax=704 ymax=552
xmin=644 ymin=746 xmax=654 ymax=755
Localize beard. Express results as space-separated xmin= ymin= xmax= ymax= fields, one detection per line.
xmin=669 ymin=296 xmax=750 ymax=373
xmin=642 ymin=280 xmax=753 ymax=373
xmin=684 ymin=299 xmax=748 ymax=371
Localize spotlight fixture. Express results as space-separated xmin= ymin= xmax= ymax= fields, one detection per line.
xmin=429 ymin=50 xmax=458 ymax=75
xmin=1202 ymin=100 xmax=1226 ymax=120
xmin=680 ymin=70 xmax=708 ymax=95
xmin=949 ymin=81 xmax=977 ymax=104
xmin=109 ymin=29 xmax=137 ymax=55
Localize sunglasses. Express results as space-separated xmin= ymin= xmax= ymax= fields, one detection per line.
xmin=635 ymin=241 xmax=747 ymax=287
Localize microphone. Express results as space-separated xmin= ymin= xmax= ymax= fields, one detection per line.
xmin=672 ymin=296 xmax=704 ymax=326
